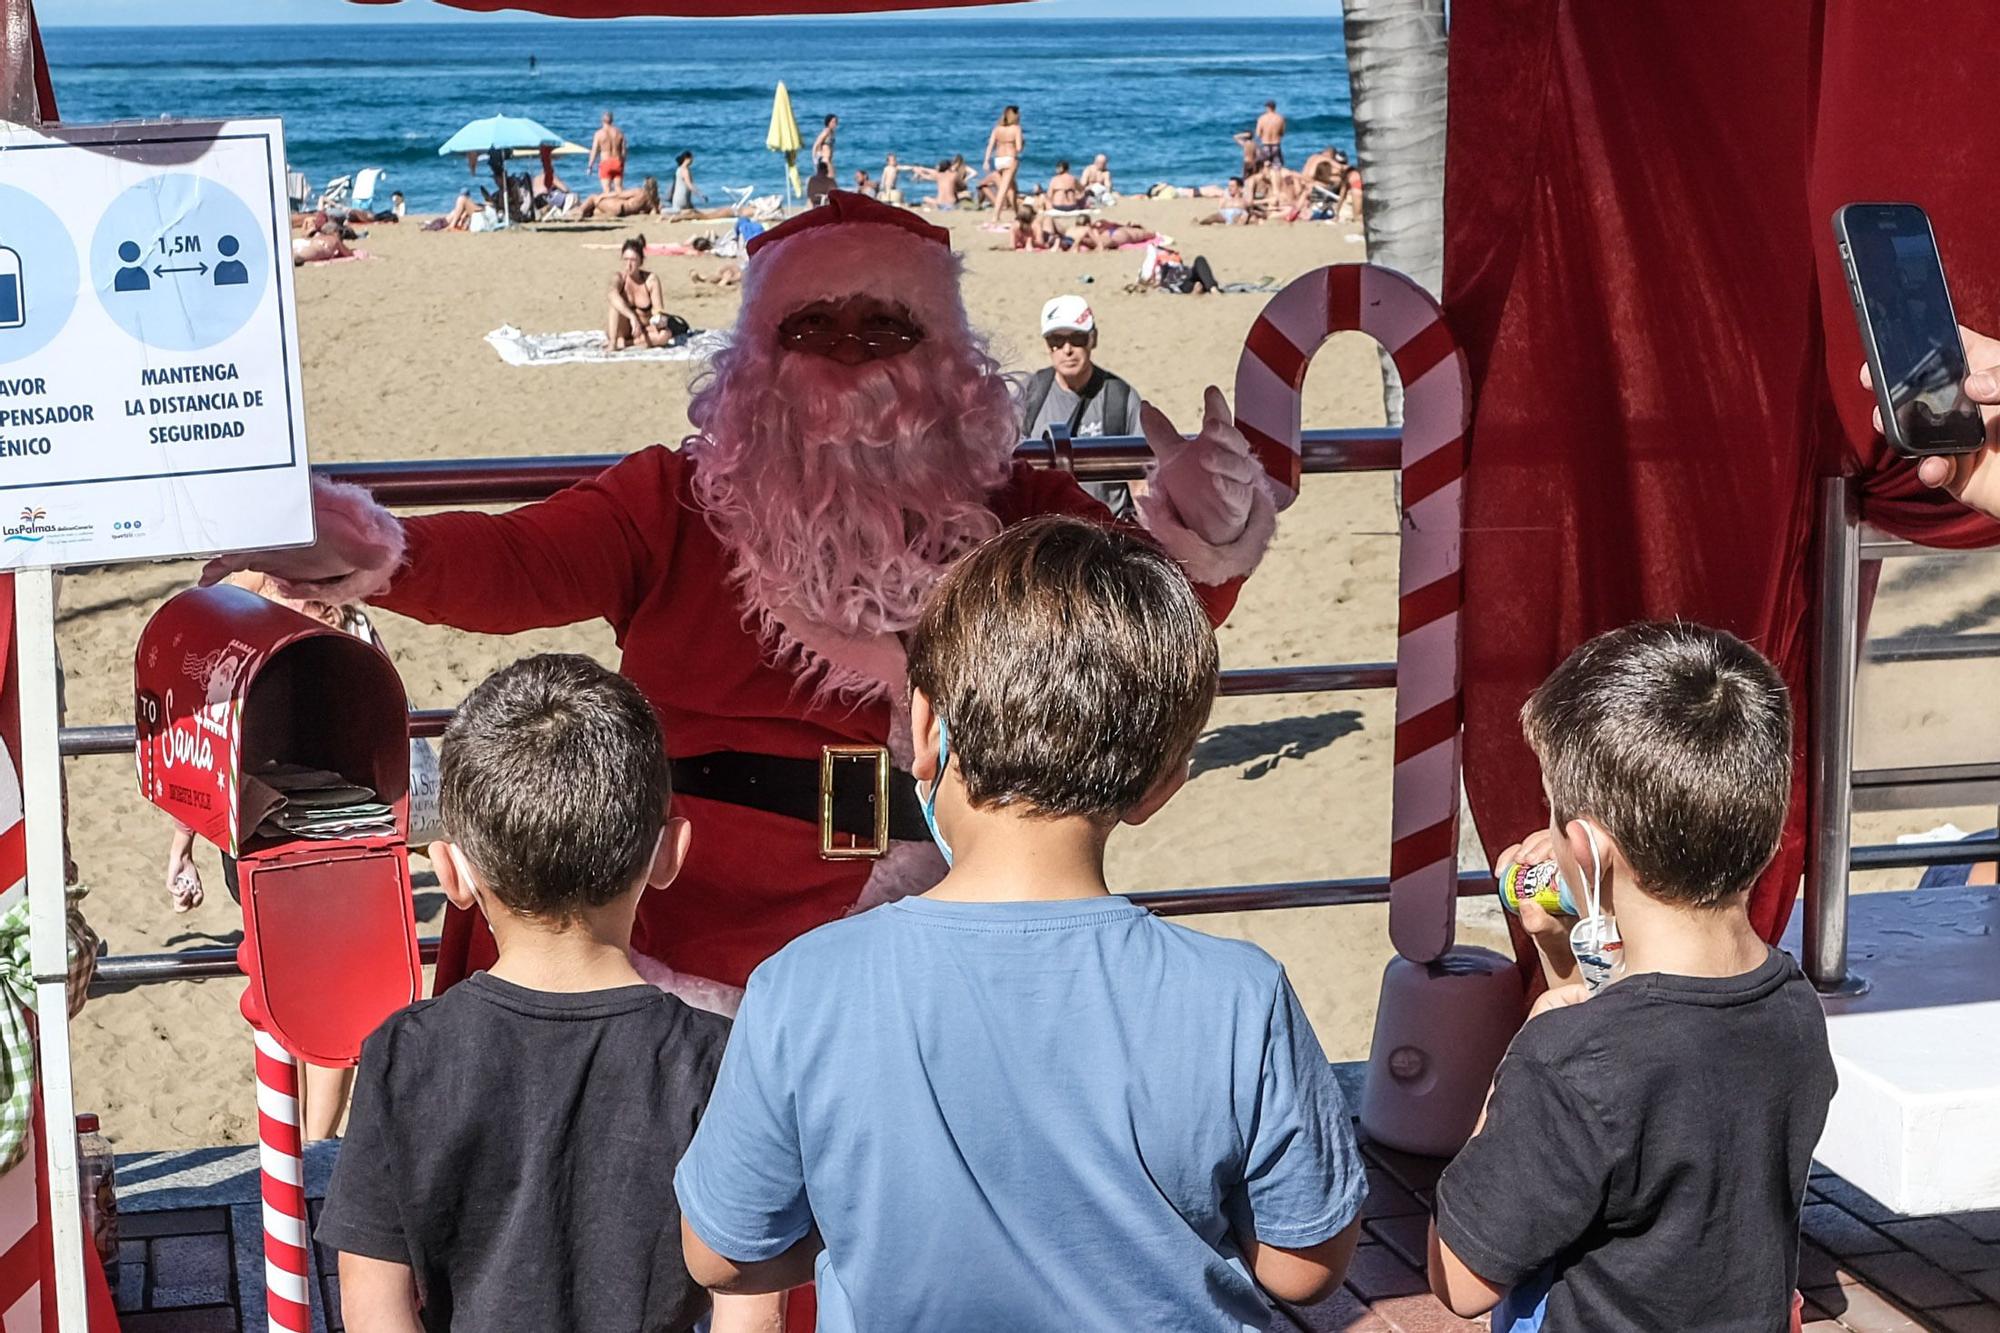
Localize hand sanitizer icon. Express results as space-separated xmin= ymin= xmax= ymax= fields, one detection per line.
xmin=0 ymin=245 xmax=23 ymax=329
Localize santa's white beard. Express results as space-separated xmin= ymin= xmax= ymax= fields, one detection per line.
xmin=685 ymin=334 xmax=1018 ymax=696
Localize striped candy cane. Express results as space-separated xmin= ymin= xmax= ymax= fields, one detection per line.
xmin=252 ymin=1024 xmax=312 ymax=1333
xmin=1234 ymin=264 xmax=1471 ymax=964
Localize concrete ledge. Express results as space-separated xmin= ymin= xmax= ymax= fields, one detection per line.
xmin=1783 ymin=887 xmax=2000 ymax=1215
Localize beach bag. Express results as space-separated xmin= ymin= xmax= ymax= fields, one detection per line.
xmin=664 ymin=313 xmax=692 ymax=341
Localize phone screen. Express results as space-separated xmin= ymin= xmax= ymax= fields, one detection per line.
xmin=1840 ymin=204 xmax=1983 ymax=455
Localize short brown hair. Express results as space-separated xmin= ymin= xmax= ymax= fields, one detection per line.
xmin=440 ymin=654 xmax=671 ymax=921
xmin=907 ymin=516 xmax=1218 ymax=822
xmin=1522 ymin=622 xmax=1792 ymax=907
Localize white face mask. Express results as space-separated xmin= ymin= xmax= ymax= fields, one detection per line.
xmin=1566 ymin=819 xmax=1624 ymax=993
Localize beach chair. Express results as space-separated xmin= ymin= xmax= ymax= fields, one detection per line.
xmin=317 ymin=174 xmax=352 ymax=211
xmin=286 ymin=168 xmax=311 ymax=213
xmin=351 ymin=168 xmax=387 ymax=213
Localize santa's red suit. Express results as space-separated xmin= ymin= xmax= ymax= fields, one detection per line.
xmin=214 ymin=192 xmax=1277 ymax=1011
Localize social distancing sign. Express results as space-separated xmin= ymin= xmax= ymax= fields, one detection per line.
xmin=0 ymin=118 xmax=313 ymax=570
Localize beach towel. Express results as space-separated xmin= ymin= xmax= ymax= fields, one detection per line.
xmin=484 ymin=324 xmax=727 ymax=367
xmin=580 ymin=242 xmax=698 ymax=255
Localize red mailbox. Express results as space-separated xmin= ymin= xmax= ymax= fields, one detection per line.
xmin=134 ymin=584 xmax=423 ymax=1067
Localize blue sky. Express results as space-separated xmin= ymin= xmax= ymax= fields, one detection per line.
xmin=47 ymin=0 xmax=1338 ymax=26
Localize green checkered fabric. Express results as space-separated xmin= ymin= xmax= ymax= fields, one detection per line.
xmin=0 ymin=885 xmax=99 ymax=1171
xmin=0 ymin=895 xmax=41 ymax=1172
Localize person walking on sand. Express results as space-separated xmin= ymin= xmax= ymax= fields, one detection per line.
xmin=589 ymin=111 xmax=629 ymax=194
xmin=984 ymin=105 xmax=1024 ymax=224
xmin=814 ymin=113 xmax=839 ymax=177
xmin=1254 ymin=99 xmax=1287 ymax=171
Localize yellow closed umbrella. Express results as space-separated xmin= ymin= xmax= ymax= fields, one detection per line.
xmin=767 ymin=81 xmax=805 ymax=203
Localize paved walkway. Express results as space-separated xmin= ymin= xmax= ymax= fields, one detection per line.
xmin=108 ymin=1135 xmax=2000 ymax=1332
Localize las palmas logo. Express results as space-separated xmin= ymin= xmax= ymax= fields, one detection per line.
xmin=4 ymin=507 xmax=48 ymax=543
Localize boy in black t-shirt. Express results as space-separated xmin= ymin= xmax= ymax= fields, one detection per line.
xmin=317 ymin=654 xmax=778 ymax=1333
xmin=1428 ymin=623 xmax=1835 ymax=1332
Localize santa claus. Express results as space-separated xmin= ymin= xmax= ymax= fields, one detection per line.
xmin=206 ymin=192 xmax=1277 ymax=1012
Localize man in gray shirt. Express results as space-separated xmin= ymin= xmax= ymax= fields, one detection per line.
xmin=1020 ymin=295 xmax=1143 ymax=520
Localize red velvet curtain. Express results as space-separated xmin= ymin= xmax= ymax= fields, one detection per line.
xmin=1449 ymin=0 xmax=2000 ymax=944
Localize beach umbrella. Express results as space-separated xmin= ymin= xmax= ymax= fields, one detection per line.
xmin=436 ymin=114 xmax=564 ymax=156
xmin=440 ymin=115 xmax=562 ymax=227
xmin=767 ymin=82 xmax=804 ymax=203
xmin=506 ymin=139 xmax=589 ymax=158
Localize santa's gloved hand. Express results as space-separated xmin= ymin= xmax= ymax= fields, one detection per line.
xmin=1140 ymin=386 xmax=1264 ymax=546
xmin=199 ymin=477 xmax=406 ymax=604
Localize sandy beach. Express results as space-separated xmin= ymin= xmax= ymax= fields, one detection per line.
xmin=52 ymin=198 xmax=2000 ymax=1150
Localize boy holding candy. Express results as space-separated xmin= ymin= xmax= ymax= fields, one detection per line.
xmin=1428 ymin=622 xmax=1836 ymax=1330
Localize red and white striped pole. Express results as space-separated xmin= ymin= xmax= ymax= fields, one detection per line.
xmin=1235 ymin=264 xmax=1471 ymax=964
xmin=252 ymin=1023 xmax=312 ymax=1333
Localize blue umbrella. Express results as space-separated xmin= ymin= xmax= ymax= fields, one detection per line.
xmin=441 ymin=116 xmax=562 ymax=227
xmin=437 ymin=114 xmax=563 ymax=157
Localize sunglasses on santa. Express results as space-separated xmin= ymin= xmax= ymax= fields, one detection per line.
xmin=777 ymin=307 xmax=925 ymax=361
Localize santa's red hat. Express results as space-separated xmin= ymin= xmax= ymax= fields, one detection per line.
xmin=737 ymin=190 xmax=971 ymax=345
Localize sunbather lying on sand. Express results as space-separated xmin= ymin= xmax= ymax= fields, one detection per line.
xmin=580 ymin=177 xmax=661 ymax=219
xmin=430 ymin=190 xmax=479 ymax=232
xmin=691 ymin=262 xmax=744 ymax=287
xmin=1003 ymin=206 xmax=1070 ymax=251
xmin=1074 ymin=220 xmax=1160 ymax=251
xmin=292 ymin=221 xmax=356 ymax=264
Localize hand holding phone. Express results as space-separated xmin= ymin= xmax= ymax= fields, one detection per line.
xmin=1835 ymin=203 xmax=1984 ymax=457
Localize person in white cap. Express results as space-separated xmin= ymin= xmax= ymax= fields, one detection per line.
xmin=1019 ymin=294 xmax=1145 ymax=519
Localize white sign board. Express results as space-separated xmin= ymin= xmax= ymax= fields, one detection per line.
xmin=0 ymin=117 xmax=312 ymax=570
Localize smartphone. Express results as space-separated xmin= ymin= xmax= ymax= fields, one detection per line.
xmin=1834 ymin=203 xmax=1984 ymax=456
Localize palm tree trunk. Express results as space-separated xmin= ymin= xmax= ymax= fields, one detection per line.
xmin=0 ymin=0 xmax=44 ymax=124
xmin=1343 ymin=0 xmax=1449 ymax=424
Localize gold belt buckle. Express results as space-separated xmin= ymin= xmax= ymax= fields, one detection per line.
xmin=820 ymin=744 xmax=890 ymax=860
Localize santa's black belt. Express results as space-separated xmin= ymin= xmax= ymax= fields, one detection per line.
xmin=670 ymin=747 xmax=928 ymax=860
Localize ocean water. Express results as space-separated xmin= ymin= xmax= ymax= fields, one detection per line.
xmin=41 ymin=18 xmax=1350 ymax=213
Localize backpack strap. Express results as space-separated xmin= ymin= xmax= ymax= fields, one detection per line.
xmin=1066 ymin=369 xmax=1106 ymax=434
xmin=1099 ymin=374 xmax=1133 ymax=436
xmin=1020 ymin=366 xmax=1058 ymax=437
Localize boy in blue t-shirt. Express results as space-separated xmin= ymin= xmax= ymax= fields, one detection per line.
xmin=675 ymin=515 xmax=1366 ymax=1331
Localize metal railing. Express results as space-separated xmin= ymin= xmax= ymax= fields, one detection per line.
xmin=90 ymin=873 xmax=1503 ymax=993
xmin=77 ymin=429 xmax=1452 ymax=995
xmin=65 ymin=440 xmax=2000 ymax=996
xmin=1805 ymin=479 xmax=2000 ymax=991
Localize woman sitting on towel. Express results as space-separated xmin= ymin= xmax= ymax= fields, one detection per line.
xmin=607 ymin=234 xmax=677 ymax=350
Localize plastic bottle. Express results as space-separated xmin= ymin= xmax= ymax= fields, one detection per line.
xmin=76 ymin=1113 xmax=119 ymax=1287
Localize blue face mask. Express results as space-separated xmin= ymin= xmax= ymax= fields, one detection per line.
xmin=919 ymin=716 xmax=954 ymax=866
